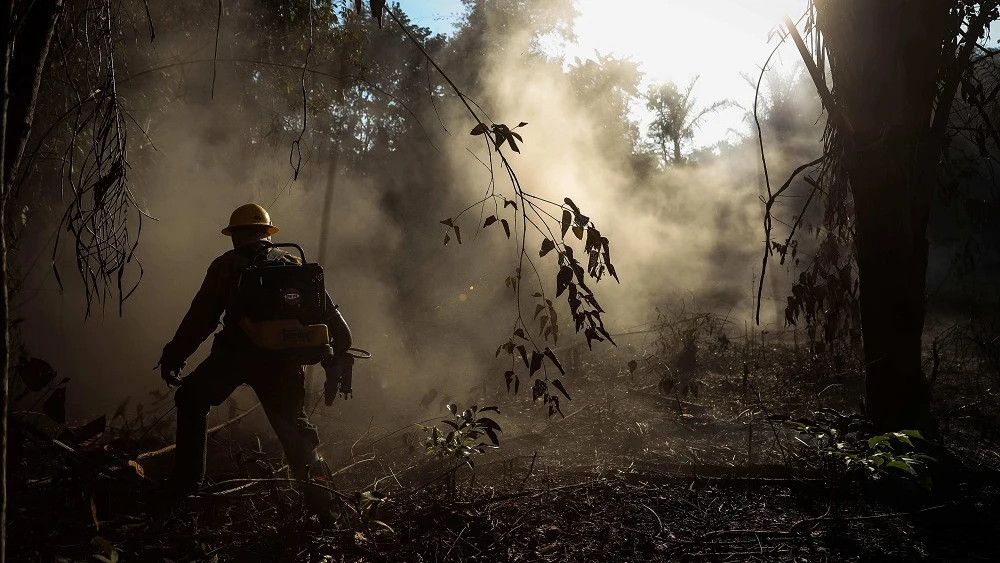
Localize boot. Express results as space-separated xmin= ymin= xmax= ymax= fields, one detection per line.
xmin=296 ymin=456 xmax=343 ymax=527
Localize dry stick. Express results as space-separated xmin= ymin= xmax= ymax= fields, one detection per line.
xmin=789 ymin=502 xmax=956 ymax=534
xmin=755 ymin=155 xmax=825 ymax=324
xmin=752 ymin=15 xmax=835 ymax=326
xmin=198 ymin=476 xmax=354 ymax=503
xmin=783 ymin=16 xmax=852 ymax=136
xmin=135 ymin=403 xmax=261 ymax=461
xmin=210 ymin=0 xmax=222 ymax=99
xmin=518 ymin=450 xmax=537 ymax=492
xmin=775 ymin=176 xmax=822 ymax=266
xmin=676 ymin=502 xmax=956 ymax=555
xmin=748 ymin=376 xmax=791 ymax=475
xmin=407 ymin=460 xmax=468 ymax=498
xmin=328 ymin=454 xmax=375 ymax=477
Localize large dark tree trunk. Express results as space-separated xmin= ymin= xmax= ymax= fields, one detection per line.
xmin=815 ymin=0 xmax=978 ymax=434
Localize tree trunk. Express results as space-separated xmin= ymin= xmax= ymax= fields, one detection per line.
xmin=672 ymin=136 xmax=681 ymax=165
xmin=0 ymin=5 xmax=11 ymax=560
xmin=317 ymin=137 xmax=340 ymax=262
xmin=0 ymin=2 xmax=62 ymax=558
xmin=817 ymin=0 xmax=952 ymax=434
xmin=317 ymin=46 xmax=348 ymax=263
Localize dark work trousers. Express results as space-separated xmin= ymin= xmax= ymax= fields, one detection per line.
xmin=172 ymin=341 xmax=322 ymax=490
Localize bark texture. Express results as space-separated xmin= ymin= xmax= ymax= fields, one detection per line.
xmin=816 ymin=0 xmax=960 ymax=433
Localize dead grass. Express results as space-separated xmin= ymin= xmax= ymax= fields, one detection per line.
xmin=8 ymin=313 xmax=1000 ymax=562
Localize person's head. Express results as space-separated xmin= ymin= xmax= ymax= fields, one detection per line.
xmin=227 ymin=225 xmax=273 ymax=248
xmin=222 ymin=203 xmax=279 ymax=248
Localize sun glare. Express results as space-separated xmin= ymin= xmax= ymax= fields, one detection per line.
xmin=569 ymin=0 xmax=807 ymax=145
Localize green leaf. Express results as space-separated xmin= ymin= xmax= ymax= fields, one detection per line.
xmin=447 ymin=404 xmax=458 ymax=416
xmin=440 ymin=218 xmax=453 ymax=227
xmin=885 ymin=459 xmax=917 ymax=476
xmin=895 ymin=435 xmax=913 ymax=448
xmin=561 ymin=210 xmax=572 ymax=238
xmin=483 ymin=215 xmax=497 ymax=228
xmin=534 ymin=304 xmax=545 ymax=319
xmin=501 ymin=219 xmax=511 ymax=239
xmin=370 ymin=519 xmax=395 ymax=533
xmin=867 ymin=434 xmax=891 ymax=449
xmin=470 ymin=123 xmax=488 ymax=136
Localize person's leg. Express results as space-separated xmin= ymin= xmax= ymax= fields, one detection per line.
xmin=252 ymin=364 xmax=322 ymax=475
xmin=251 ymin=364 xmax=336 ymax=522
xmin=171 ymin=353 xmax=242 ymax=493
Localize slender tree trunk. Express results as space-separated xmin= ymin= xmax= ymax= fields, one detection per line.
xmin=317 ymin=137 xmax=340 ymax=262
xmin=0 ymin=4 xmax=12 ymax=560
xmin=817 ymin=0 xmax=952 ymax=434
xmin=672 ymin=136 xmax=681 ymax=164
xmin=0 ymin=3 xmax=62 ymax=558
xmin=317 ymin=46 xmax=348 ymax=263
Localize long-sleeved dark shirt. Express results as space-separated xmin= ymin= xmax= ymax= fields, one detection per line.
xmin=159 ymin=241 xmax=351 ymax=368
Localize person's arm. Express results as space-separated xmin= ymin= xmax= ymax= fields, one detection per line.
xmin=158 ymin=255 xmax=232 ymax=371
xmin=322 ymin=293 xmax=352 ymax=355
xmin=321 ymin=293 xmax=354 ymax=403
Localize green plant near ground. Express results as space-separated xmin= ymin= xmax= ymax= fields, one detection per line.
xmin=418 ymin=404 xmax=501 ymax=469
xmin=830 ymin=430 xmax=938 ymax=490
xmin=770 ymin=409 xmax=941 ymax=490
xmin=355 ymin=490 xmax=392 ymax=534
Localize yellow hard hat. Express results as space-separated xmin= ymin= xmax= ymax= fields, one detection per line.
xmin=222 ymin=203 xmax=279 ymax=236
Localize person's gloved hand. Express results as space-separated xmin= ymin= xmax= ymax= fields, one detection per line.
xmin=159 ymin=362 xmax=184 ymax=388
xmin=323 ymin=354 xmax=354 ymax=405
xmin=323 ymin=371 xmax=339 ymax=406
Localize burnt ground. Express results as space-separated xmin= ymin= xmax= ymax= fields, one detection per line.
xmin=8 ymin=317 xmax=1000 ymax=562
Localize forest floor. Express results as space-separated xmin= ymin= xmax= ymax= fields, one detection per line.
xmin=8 ymin=311 xmax=1000 ymax=562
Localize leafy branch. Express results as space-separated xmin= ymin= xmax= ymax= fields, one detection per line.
xmin=383 ymin=5 xmax=620 ymax=412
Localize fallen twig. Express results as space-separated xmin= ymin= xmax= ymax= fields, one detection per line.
xmin=135 ymin=403 xmax=261 ymax=461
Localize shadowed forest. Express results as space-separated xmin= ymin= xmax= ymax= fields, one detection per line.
xmin=2 ymin=0 xmax=1000 ymax=561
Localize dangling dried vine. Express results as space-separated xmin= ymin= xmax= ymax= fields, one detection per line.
xmin=52 ymin=0 xmax=153 ymax=317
